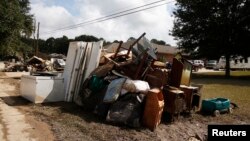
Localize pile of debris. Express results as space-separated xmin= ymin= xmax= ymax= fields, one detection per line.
xmin=3 ymin=54 xmax=66 ymax=72
xmin=18 ymin=33 xmax=202 ymax=131
xmin=3 ymin=61 xmax=28 ymax=72
xmin=26 ymin=56 xmax=66 ymax=72
xmin=77 ymin=33 xmax=203 ymax=131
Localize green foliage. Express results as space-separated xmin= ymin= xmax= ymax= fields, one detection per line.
xmin=172 ymin=0 xmax=250 ymax=58
xmin=43 ymin=37 xmax=55 ymax=53
xmin=20 ymin=37 xmax=34 ymax=58
xmin=23 ymin=33 xmax=173 ymax=57
xmin=0 ymin=0 xmax=33 ymax=59
xmin=55 ymin=35 xmax=69 ymax=54
xmin=75 ymin=35 xmax=99 ymax=42
xmin=172 ymin=0 xmax=250 ymax=77
xmin=24 ymin=34 xmax=105 ymax=55
xmin=113 ymin=40 xmax=119 ymax=43
xmin=151 ymin=39 xmax=168 ymax=46
xmin=128 ymin=37 xmax=136 ymax=41
xmin=103 ymin=41 xmax=111 ymax=46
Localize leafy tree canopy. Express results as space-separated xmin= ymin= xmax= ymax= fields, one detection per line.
xmin=113 ymin=40 xmax=120 ymax=43
xmin=172 ymin=0 xmax=250 ymax=76
xmin=28 ymin=35 xmax=104 ymax=56
xmin=0 ymin=0 xmax=33 ymax=59
xmin=75 ymin=35 xmax=100 ymax=42
xmin=150 ymin=39 xmax=170 ymax=46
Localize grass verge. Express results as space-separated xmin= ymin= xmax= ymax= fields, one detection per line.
xmin=192 ymin=72 xmax=250 ymax=122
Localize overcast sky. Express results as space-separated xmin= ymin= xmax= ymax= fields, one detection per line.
xmin=30 ymin=0 xmax=177 ymax=46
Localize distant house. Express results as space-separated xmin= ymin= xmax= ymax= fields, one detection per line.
xmin=216 ymin=56 xmax=250 ymax=70
xmin=151 ymin=43 xmax=180 ymax=63
xmin=103 ymin=40 xmax=181 ymax=63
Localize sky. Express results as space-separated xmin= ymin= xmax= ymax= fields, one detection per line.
xmin=30 ymin=0 xmax=177 ymax=46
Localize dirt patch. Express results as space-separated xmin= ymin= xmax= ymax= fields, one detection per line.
xmin=0 ymin=74 xmax=248 ymax=141
xmin=28 ymin=102 xmax=160 ymax=141
xmin=25 ymin=101 xmax=247 ymax=141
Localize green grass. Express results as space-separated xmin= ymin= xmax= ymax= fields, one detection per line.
xmin=191 ymin=72 xmax=250 ymax=122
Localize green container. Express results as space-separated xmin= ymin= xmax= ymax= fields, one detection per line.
xmin=89 ymin=75 xmax=105 ymax=92
xmin=201 ymin=98 xmax=230 ymax=113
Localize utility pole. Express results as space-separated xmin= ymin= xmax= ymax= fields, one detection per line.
xmin=36 ymin=22 xmax=40 ymax=56
xmin=33 ymin=20 xmax=36 ymax=56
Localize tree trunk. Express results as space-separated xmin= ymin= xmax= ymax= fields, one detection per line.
xmin=225 ymin=54 xmax=230 ymax=78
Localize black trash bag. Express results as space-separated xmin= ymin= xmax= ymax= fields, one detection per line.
xmin=106 ymin=93 xmax=144 ymax=128
xmin=94 ymin=102 xmax=111 ymax=119
xmin=81 ymin=85 xmax=108 ymax=112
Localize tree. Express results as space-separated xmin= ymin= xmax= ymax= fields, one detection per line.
xmin=55 ymin=35 xmax=69 ymax=55
xmin=151 ymin=39 xmax=167 ymax=45
xmin=113 ymin=40 xmax=119 ymax=43
xmin=20 ymin=37 xmax=34 ymax=59
xmin=0 ymin=0 xmax=33 ymax=59
xmin=75 ymin=35 xmax=99 ymax=42
xmin=172 ymin=0 xmax=250 ymax=77
xmin=103 ymin=41 xmax=111 ymax=46
xmin=128 ymin=37 xmax=136 ymax=41
xmin=44 ymin=37 xmax=55 ymax=53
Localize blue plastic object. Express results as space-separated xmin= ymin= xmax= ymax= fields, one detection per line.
xmin=89 ymin=75 xmax=107 ymax=92
xmin=202 ymin=98 xmax=230 ymax=113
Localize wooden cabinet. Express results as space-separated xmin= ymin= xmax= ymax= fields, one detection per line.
xmin=163 ymin=86 xmax=185 ymax=120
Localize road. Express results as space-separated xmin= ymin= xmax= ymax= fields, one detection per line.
xmin=0 ymin=78 xmax=36 ymax=141
xmin=0 ymin=73 xmax=54 ymax=141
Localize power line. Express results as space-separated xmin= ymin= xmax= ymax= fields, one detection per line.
xmin=41 ymin=0 xmax=175 ymax=35
xmin=57 ymin=0 xmax=167 ymax=28
xmin=41 ymin=0 xmax=167 ymax=34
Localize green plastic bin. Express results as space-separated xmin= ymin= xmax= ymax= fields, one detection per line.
xmin=201 ymin=98 xmax=231 ymax=116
